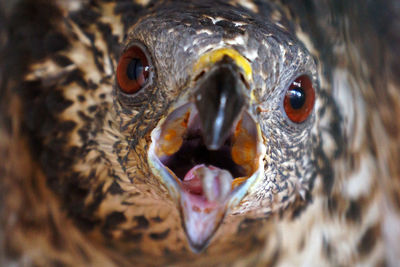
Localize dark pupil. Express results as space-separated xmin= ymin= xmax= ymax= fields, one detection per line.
xmin=289 ymin=87 xmax=306 ymax=109
xmin=126 ymin=58 xmax=143 ymax=80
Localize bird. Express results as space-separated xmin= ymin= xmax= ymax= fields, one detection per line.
xmin=0 ymin=0 xmax=399 ymax=266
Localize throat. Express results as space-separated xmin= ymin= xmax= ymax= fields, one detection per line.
xmin=161 ymin=130 xmax=246 ymax=181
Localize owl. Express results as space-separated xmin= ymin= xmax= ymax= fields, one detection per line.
xmin=0 ymin=0 xmax=399 ymax=266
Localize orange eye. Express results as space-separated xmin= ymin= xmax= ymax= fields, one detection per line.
xmin=283 ymin=75 xmax=315 ymax=123
xmin=117 ymin=45 xmax=150 ymax=94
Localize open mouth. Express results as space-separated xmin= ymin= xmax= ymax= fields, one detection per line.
xmin=146 ymin=47 xmax=266 ymax=251
xmin=150 ymin=102 xmax=262 ymax=204
xmin=148 ymin=102 xmax=264 ymax=250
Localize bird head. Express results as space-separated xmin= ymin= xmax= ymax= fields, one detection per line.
xmin=111 ymin=1 xmax=318 ymax=252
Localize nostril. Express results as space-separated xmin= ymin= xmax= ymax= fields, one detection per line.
xmin=193 ymin=70 xmax=205 ymax=82
xmin=239 ymin=73 xmax=250 ymax=90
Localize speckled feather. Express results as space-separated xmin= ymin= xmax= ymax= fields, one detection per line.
xmin=0 ymin=0 xmax=399 ymax=266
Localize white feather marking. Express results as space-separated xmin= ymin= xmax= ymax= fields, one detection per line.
xmin=56 ymin=0 xmax=86 ymax=12
xmin=195 ymin=29 xmax=214 ymax=35
xmin=204 ymin=16 xmax=224 ymax=25
xmin=225 ymin=34 xmax=246 ymax=46
xmin=333 ymin=68 xmax=366 ymax=152
xmin=343 ymin=153 xmax=375 ymax=199
xmin=295 ymin=27 xmax=317 ymax=56
xmin=231 ymin=0 xmax=258 ymax=13
xmin=243 ymin=48 xmax=258 ymax=62
xmin=134 ymin=0 xmax=151 ymax=6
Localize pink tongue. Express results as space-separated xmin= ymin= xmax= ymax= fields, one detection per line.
xmin=182 ymin=164 xmax=208 ymax=195
xmin=181 ymin=164 xmax=233 ymax=204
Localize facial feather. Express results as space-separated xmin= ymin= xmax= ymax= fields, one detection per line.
xmin=0 ymin=0 xmax=399 ymax=266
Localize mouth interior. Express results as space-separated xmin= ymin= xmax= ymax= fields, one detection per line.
xmin=160 ymin=126 xmax=246 ymax=182
xmin=153 ymin=103 xmax=259 ymax=203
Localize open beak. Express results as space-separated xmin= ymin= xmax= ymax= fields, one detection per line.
xmin=148 ymin=48 xmax=265 ymax=252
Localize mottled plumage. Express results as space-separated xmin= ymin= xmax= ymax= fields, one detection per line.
xmin=0 ymin=0 xmax=399 ymax=266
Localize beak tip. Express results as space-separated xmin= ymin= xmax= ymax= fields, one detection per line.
xmin=205 ymin=139 xmax=222 ymax=151
xmin=203 ymin=127 xmax=231 ymax=151
xmin=187 ymin=238 xmax=209 ymax=253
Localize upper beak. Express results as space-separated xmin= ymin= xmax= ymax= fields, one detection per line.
xmin=194 ymin=56 xmax=247 ymax=150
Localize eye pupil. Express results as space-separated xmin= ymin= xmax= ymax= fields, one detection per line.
xmin=283 ymin=75 xmax=315 ymax=123
xmin=117 ymin=45 xmax=151 ymax=94
xmin=126 ymin=58 xmax=143 ymax=81
xmin=288 ymin=87 xmax=305 ymax=109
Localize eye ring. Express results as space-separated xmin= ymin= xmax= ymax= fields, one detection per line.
xmin=117 ymin=44 xmax=151 ymax=94
xmin=283 ymin=75 xmax=315 ymax=124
